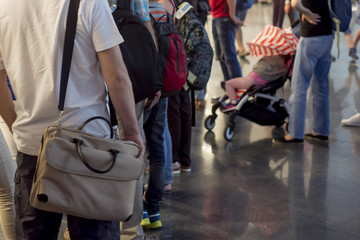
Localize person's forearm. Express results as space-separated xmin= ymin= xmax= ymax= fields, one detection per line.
xmin=97 ymin=47 xmax=140 ymax=138
xmin=227 ymin=0 xmax=237 ymax=19
xmin=291 ymin=0 xmax=305 ymax=13
xmin=0 ymin=70 xmax=16 ymax=131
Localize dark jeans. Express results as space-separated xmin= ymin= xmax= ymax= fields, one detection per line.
xmin=212 ymin=17 xmax=242 ymax=81
xmin=143 ymin=97 xmax=167 ymax=214
xmin=15 ymin=152 xmax=120 ymax=240
xmin=167 ymin=89 xmax=192 ymax=167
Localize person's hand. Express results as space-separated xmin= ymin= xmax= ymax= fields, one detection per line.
xmin=123 ymin=133 xmax=145 ymax=159
xmin=230 ymin=15 xmax=244 ymax=26
xmin=144 ymin=90 xmax=161 ymax=110
xmin=302 ymin=9 xmax=321 ymax=25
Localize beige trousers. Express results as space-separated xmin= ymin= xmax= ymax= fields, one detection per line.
xmin=118 ymin=101 xmax=145 ymax=240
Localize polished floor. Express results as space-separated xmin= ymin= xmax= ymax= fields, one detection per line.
xmin=2 ymin=3 xmax=360 ymax=240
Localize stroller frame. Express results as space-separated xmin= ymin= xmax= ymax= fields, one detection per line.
xmin=204 ymin=56 xmax=294 ymax=141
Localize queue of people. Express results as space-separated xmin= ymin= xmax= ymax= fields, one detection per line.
xmin=0 ymin=0 xmax=359 ymax=239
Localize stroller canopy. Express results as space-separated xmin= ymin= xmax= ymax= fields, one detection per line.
xmin=247 ymin=25 xmax=299 ymax=57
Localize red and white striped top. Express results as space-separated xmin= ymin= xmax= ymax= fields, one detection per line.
xmin=247 ymin=25 xmax=299 ymax=57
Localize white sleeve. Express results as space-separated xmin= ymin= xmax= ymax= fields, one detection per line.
xmin=82 ymin=0 xmax=124 ymax=52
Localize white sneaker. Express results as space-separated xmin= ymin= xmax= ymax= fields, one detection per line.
xmin=172 ymin=162 xmax=180 ymax=174
xmin=341 ymin=113 xmax=360 ymax=127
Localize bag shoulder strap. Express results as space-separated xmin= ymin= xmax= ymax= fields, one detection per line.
xmin=58 ymin=0 xmax=81 ymax=112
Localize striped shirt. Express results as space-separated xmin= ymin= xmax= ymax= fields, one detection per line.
xmin=149 ymin=2 xmax=168 ymax=22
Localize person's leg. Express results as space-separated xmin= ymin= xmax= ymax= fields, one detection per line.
xmin=344 ymin=28 xmax=358 ymax=60
xmin=212 ymin=18 xmax=231 ymax=81
xmin=120 ymin=174 xmax=144 ymax=240
xmin=287 ymin=5 xmax=299 ymax=26
xmin=236 ymin=9 xmax=250 ymax=57
xmin=67 ymin=216 xmax=120 ymax=240
xmin=143 ymin=98 xmax=166 ymax=220
xmin=287 ymin=37 xmax=318 ymax=139
xmin=15 ymin=152 xmax=63 ymax=240
xmin=272 ymin=0 xmax=285 ymax=28
xmin=311 ymin=35 xmax=333 ymax=136
xmin=167 ymin=93 xmax=181 ymax=165
xmin=353 ymin=29 xmax=360 ymax=49
xmin=179 ymin=89 xmax=192 ymax=170
xmin=218 ymin=18 xmax=242 ymax=79
xmin=119 ymin=101 xmax=145 ymax=240
xmin=225 ymin=75 xmax=257 ymax=101
xmin=163 ymin=98 xmax=173 ymax=189
xmin=0 ymin=130 xmax=16 ymax=240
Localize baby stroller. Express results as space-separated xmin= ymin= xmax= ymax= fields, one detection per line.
xmin=204 ymin=25 xmax=298 ymax=141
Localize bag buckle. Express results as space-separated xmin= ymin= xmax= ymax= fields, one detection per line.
xmin=57 ymin=110 xmax=64 ymax=126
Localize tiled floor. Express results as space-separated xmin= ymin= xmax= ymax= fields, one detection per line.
xmin=2 ymin=3 xmax=360 ymax=240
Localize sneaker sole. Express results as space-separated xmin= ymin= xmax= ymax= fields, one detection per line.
xmin=146 ymin=221 xmax=162 ymax=229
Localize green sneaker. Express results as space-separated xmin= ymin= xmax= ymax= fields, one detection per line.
xmin=147 ymin=220 xmax=162 ymax=229
xmin=141 ymin=210 xmax=150 ymax=226
xmin=147 ymin=212 xmax=162 ymax=229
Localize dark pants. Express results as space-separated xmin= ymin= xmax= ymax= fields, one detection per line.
xmin=143 ymin=97 xmax=167 ymax=214
xmin=167 ymin=89 xmax=192 ymax=167
xmin=15 ymin=152 xmax=120 ymax=240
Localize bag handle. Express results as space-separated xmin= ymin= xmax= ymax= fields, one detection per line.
xmin=75 ymin=116 xmax=118 ymax=173
xmin=73 ymin=138 xmax=119 ymax=174
xmin=58 ymin=0 xmax=81 ymax=113
xmin=78 ymin=116 xmax=114 ymax=138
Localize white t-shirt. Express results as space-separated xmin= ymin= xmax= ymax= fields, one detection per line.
xmin=0 ymin=0 xmax=123 ymax=155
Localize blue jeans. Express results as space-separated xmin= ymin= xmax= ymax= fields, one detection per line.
xmin=288 ymin=34 xmax=333 ymax=139
xmin=14 ymin=152 xmax=120 ymax=240
xmin=164 ymin=111 xmax=173 ymax=186
xmin=212 ymin=17 xmax=242 ymax=81
xmin=143 ymin=97 xmax=167 ymax=214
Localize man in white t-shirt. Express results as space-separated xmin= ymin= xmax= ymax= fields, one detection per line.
xmin=0 ymin=0 xmax=145 ymax=239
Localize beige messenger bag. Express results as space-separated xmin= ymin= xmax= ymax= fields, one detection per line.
xmin=29 ymin=116 xmax=144 ymax=221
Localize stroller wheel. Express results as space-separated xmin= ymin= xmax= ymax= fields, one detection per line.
xmin=204 ymin=116 xmax=216 ymax=131
xmin=224 ymin=125 xmax=235 ymax=141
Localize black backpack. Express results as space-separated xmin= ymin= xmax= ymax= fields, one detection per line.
xmin=174 ymin=1 xmax=213 ymax=91
xmin=112 ymin=0 xmax=164 ymax=103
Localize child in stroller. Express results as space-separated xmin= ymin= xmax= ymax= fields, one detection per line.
xmin=204 ymin=54 xmax=294 ymax=141
xmin=223 ymin=54 xmax=291 ymax=112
